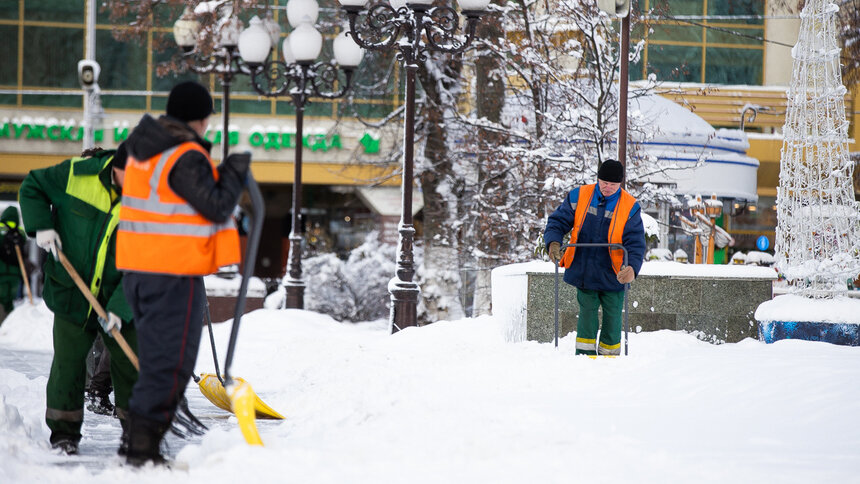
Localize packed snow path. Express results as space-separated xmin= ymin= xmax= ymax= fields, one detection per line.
xmin=1 ymin=300 xmax=860 ymax=483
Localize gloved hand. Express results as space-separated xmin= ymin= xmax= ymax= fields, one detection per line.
xmin=617 ymin=265 xmax=635 ymax=284
xmin=547 ymin=241 xmax=561 ymax=264
xmin=98 ymin=312 xmax=122 ymax=336
xmin=224 ymin=152 xmax=252 ymax=185
xmin=6 ymin=229 xmax=24 ymax=247
xmin=36 ymin=229 xmax=62 ymax=259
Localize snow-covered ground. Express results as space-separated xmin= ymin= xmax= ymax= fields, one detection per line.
xmin=1 ymin=298 xmax=860 ymax=483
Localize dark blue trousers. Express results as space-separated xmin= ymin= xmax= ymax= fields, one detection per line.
xmin=124 ymin=272 xmax=204 ymax=424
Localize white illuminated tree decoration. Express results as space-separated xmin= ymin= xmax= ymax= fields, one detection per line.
xmin=776 ymin=0 xmax=860 ymax=297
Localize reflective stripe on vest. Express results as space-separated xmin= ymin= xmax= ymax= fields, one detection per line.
xmin=117 ymin=141 xmax=240 ymax=276
xmin=65 ymin=156 xmax=120 ymax=316
xmin=559 ymin=184 xmax=636 ymax=273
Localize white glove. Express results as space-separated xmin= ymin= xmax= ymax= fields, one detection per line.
xmin=36 ymin=229 xmax=62 ymax=259
xmin=98 ymin=312 xmax=122 ymax=335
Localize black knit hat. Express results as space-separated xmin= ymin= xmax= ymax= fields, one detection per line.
xmin=597 ymin=159 xmax=624 ymax=183
xmin=166 ymin=81 xmax=215 ymax=122
xmin=111 ymin=142 xmax=128 ymax=170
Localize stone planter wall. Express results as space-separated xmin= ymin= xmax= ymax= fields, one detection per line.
xmin=493 ymin=261 xmax=778 ymax=345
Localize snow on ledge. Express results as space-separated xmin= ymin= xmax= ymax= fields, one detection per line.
xmin=204 ymin=274 xmax=267 ymax=298
xmin=755 ymin=294 xmax=860 ymax=325
xmin=501 ymin=260 xmax=777 ymax=279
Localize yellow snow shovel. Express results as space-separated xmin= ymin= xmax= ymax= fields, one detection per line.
xmin=195 ymin=301 xmax=285 ymax=420
xmin=193 ymin=170 xmax=284 ymax=446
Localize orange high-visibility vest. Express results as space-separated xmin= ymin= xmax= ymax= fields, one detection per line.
xmin=117 ymin=142 xmax=240 ymax=276
xmin=559 ymin=184 xmax=636 ymax=273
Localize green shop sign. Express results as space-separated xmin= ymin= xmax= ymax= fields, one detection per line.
xmin=0 ymin=122 xmax=111 ymax=143
xmin=0 ymin=122 xmax=381 ymax=155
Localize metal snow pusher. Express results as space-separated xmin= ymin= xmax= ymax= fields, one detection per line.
xmin=553 ymin=242 xmax=631 ymax=356
xmin=193 ymin=170 xmax=284 ymax=446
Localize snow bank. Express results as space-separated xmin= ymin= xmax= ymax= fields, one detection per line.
xmin=0 ymin=300 xmax=53 ymax=351
xmin=203 ymin=274 xmax=267 ymax=298
xmin=639 ymin=261 xmax=778 ymax=279
xmin=491 ymin=261 xmax=549 ymax=342
xmin=756 ymin=294 xmax=860 ymax=324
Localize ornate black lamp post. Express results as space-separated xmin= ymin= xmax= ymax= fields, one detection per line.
xmin=173 ymin=2 xmax=362 ymax=309
xmin=336 ymin=0 xmax=490 ymax=332
xmin=240 ymin=1 xmax=363 ymax=308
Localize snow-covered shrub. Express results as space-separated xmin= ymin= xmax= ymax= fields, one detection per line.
xmin=277 ymin=233 xmax=397 ymax=322
xmin=646 ymin=248 xmax=673 ymax=261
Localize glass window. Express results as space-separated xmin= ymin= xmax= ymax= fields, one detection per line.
xmin=96 ymin=30 xmax=147 ymax=91
xmin=647 ymin=45 xmax=702 ymax=82
xmin=0 ymin=94 xmax=15 ymax=106
xmin=304 ymin=101 xmax=334 ymax=117
xmin=102 ymin=95 xmax=146 ymax=110
xmin=151 ymin=95 xmax=168 ymax=112
xmin=650 ymin=24 xmax=703 ymax=42
xmin=151 ymin=33 xmax=200 ymax=92
xmin=705 ymin=47 xmax=762 ymax=84
xmin=229 ymin=98 xmax=273 ymax=115
xmin=707 ymin=27 xmax=765 ymax=46
xmin=347 ymin=101 xmax=395 ymax=120
xmin=0 ymin=0 xmax=17 ymax=19
xmin=23 ymin=27 xmax=84 ymax=88
xmin=708 ymin=0 xmax=764 ymax=25
xmin=22 ymin=94 xmax=81 ymax=108
xmin=0 ymin=25 xmax=17 ymax=85
xmin=653 ymin=0 xmax=703 ymax=15
xmin=24 ymin=0 xmax=84 ymax=23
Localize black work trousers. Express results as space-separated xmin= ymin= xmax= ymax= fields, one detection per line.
xmin=124 ymin=272 xmax=205 ymax=424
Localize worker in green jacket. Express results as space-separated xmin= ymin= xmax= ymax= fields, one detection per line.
xmin=0 ymin=205 xmax=27 ymax=322
xmin=18 ymin=145 xmax=138 ymax=455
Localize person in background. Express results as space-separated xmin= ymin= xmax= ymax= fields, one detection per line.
xmin=544 ymin=159 xmax=646 ymax=356
xmin=0 ymin=205 xmax=27 ymax=323
xmin=118 ymin=81 xmax=249 ymax=466
xmin=18 ymin=144 xmax=138 ymax=455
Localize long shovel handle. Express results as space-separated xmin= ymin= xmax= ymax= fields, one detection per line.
xmin=56 ymin=249 xmax=139 ymax=370
xmin=223 ymin=170 xmax=264 ymax=384
xmin=14 ymin=245 xmax=33 ymax=305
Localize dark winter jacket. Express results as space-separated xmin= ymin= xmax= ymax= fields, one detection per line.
xmin=544 ymin=185 xmax=647 ymax=292
xmin=18 ymin=151 xmax=133 ymax=324
xmin=0 ymin=206 xmax=25 ymax=278
xmin=124 ymin=114 xmax=249 ymax=224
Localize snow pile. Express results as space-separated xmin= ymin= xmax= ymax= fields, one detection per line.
xmin=755 ymin=294 xmax=860 ymax=324
xmin=0 ymin=300 xmax=54 ymax=351
xmin=1 ymin=304 xmax=860 ymax=482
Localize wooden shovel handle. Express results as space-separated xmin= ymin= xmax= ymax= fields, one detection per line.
xmin=56 ymin=249 xmax=139 ymax=370
xmin=14 ymin=245 xmax=33 ymax=304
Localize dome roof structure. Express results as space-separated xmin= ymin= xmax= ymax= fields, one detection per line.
xmin=631 ymin=94 xmax=759 ymax=203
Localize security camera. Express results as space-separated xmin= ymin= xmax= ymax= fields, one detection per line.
xmin=77 ymin=60 xmax=101 ymax=88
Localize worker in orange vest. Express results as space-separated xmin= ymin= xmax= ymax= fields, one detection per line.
xmin=544 ymin=159 xmax=646 ymax=356
xmin=117 ymin=81 xmax=249 ymax=466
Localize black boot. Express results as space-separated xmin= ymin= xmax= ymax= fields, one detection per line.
xmin=85 ymin=388 xmax=115 ymax=416
xmin=50 ymin=432 xmax=80 ymax=455
xmin=117 ymin=417 xmax=130 ymax=456
xmin=126 ymin=414 xmax=169 ymax=467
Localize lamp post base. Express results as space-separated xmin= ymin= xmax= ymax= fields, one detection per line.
xmin=389 ymin=277 xmax=420 ymax=334
xmin=285 ymin=280 xmax=305 ymax=309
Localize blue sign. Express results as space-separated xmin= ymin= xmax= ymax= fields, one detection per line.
xmin=756 ymin=235 xmax=770 ymax=251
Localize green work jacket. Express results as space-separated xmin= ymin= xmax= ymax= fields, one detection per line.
xmin=18 ymin=151 xmax=132 ymax=325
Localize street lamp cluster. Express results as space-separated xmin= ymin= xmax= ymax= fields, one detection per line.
xmin=172 ymin=0 xmax=490 ymax=330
